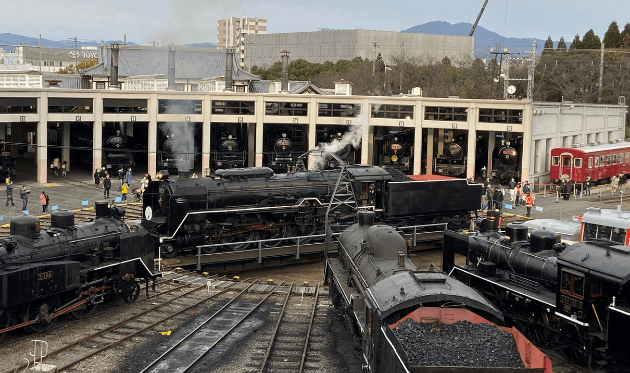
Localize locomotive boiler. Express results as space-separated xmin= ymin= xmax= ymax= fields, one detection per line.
xmin=0 ymin=203 xmax=157 ymax=341
xmin=325 ymin=211 xmax=504 ymax=372
xmin=141 ymin=165 xmax=482 ymax=257
xmin=435 ymin=136 xmax=466 ymax=177
xmin=492 ymin=141 xmax=521 ymax=182
xmin=443 ymin=217 xmax=630 ymax=371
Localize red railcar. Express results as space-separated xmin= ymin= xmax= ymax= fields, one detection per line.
xmin=550 ymin=142 xmax=630 ymax=183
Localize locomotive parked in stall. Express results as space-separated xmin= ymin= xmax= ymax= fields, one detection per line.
xmin=492 ymin=141 xmax=521 ymax=182
xmin=211 ymin=126 xmax=246 ymax=171
xmin=141 ymin=165 xmax=482 ymax=257
xmin=103 ymin=130 xmax=135 ymax=172
xmin=0 ymin=203 xmax=157 ymax=342
xmin=0 ymin=151 xmax=16 ymax=181
xmin=265 ymin=127 xmax=297 ymax=174
xmin=378 ymin=130 xmax=413 ymax=173
xmin=444 ymin=214 xmax=630 ymax=371
xmin=435 ymin=135 xmax=467 ymax=177
xmin=325 ymin=212 xmax=551 ymax=373
xmin=160 ymin=133 xmax=195 ymax=174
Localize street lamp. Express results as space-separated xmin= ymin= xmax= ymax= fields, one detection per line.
xmin=489 ymin=47 xmax=510 ymax=98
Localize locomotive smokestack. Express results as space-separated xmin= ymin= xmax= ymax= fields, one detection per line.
xmin=280 ymin=50 xmax=290 ymax=93
xmin=167 ymin=45 xmax=176 ymax=91
xmin=95 ymin=201 xmax=109 ymax=218
xmin=485 ymin=210 xmax=500 ymax=233
xmin=225 ymin=48 xmax=234 ymax=92
xmin=109 ymin=43 xmax=119 ymax=89
xmin=358 ymin=211 xmax=375 ymax=227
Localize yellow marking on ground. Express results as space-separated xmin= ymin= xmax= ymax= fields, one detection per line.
xmin=45 ymin=183 xmax=60 ymax=187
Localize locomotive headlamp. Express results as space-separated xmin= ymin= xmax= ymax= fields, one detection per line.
xmin=144 ymin=206 xmax=153 ymax=220
xmin=282 ymin=133 xmax=287 ymax=138
xmin=228 ymin=135 xmax=233 ymax=140
xmin=156 ymin=170 xmax=170 ymax=180
xmin=392 ymin=155 xmax=399 ymax=162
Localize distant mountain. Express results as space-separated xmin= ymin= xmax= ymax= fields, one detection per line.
xmin=0 ymin=33 xmax=215 ymax=52
xmin=402 ymin=21 xmax=554 ymax=58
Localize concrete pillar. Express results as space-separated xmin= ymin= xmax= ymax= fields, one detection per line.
xmin=248 ymin=123 xmax=256 ymax=166
xmin=62 ymin=123 xmax=70 ymax=171
xmin=466 ymin=108 xmax=476 ymax=180
xmin=0 ymin=123 xmax=5 ymax=141
xmin=92 ymin=95 xmax=103 ymax=174
xmin=521 ymin=106 xmax=533 ymax=183
xmin=437 ymin=129 xmax=444 ymax=156
xmin=487 ymin=131 xmax=495 ymax=179
xmin=126 ymin=122 xmax=133 ymax=137
xmin=148 ymin=94 xmax=158 ymax=176
xmin=37 ymin=94 xmax=48 ymax=184
xmin=413 ymin=127 xmax=423 ymax=175
xmin=201 ymin=97 xmax=211 ymax=172
xmin=255 ymin=96 xmax=264 ymax=167
xmin=426 ymin=129 xmax=434 ymax=174
xmin=361 ymin=126 xmax=371 ymax=165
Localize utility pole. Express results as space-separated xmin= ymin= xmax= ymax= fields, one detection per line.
xmin=597 ymin=42 xmax=604 ymax=104
xmin=527 ymin=38 xmax=536 ymax=100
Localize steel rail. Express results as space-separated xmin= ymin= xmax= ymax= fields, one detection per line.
xmin=258 ymin=282 xmax=294 ymax=373
xmin=298 ymin=285 xmax=320 ymax=373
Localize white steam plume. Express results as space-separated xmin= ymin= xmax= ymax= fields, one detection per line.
xmin=309 ymin=125 xmax=363 ymax=170
xmin=161 ymin=122 xmax=194 ymax=172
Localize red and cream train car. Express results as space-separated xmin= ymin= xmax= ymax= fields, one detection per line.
xmin=550 ymin=142 xmax=630 ymax=183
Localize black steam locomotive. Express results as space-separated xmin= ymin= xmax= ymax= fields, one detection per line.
xmin=211 ymin=126 xmax=246 ymax=171
xmin=444 ymin=216 xmax=630 ymax=371
xmin=0 ymin=151 xmax=16 ymax=181
xmin=104 ymin=130 xmax=135 ymax=172
xmin=435 ymin=135 xmax=467 ymax=177
xmin=0 ymin=203 xmax=157 ymax=341
xmin=325 ymin=212 xmax=503 ymax=372
xmin=141 ymin=165 xmax=482 ymax=257
xmin=492 ymin=141 xmax=521 ymax=182
xmin=378 ymin=130 xmax=413 ymax=173
xmin=160 ymin=133 xmax=195 ymax=174
xmin=266 ymin=127 xmax=297 ymax=174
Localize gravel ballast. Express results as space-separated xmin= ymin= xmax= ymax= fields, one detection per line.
xmin=393 ymin=319 xmax=524 ymax=368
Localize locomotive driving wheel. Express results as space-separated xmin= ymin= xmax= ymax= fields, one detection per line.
xmin=258 ymin=219 xmax=287 ymax=247
xmin=23 ymin=298 xmax=59 ymax=333
xmin=563 ymin=325 xmax=587 ymax=364
xmin=525 ymin=310 xmax=549 ymax=346
xmin=124 ymin=284 xmax=141 ymax=303
xmin=291 ymin=223 xmax=318 ymax=245
xmin=71 ymin=301 xmax=97 ymax=319
xmin=221 ymin=230 xmax=256 ymax=250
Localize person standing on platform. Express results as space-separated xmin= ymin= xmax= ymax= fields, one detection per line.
xmin=125 ymin=168 xmax=133 ymax=188
xmin=522 ymin=181 xmax=531 ymax=195
xmin=515 ymin=183 xmax=521 ymax=206
xmin=585 ymin=176 xmax=592 ymax=196
xmin=493 ymin=184 xmax=505 ymax=211
xmin=40 ymin=191 xmax=49 ymax=213
xmin=508 ymin=178 xmax=516 ymax=201
xmin=121 ymin=182 xmax=129 ymax=202
xmin=486 ymin=184 xmax=495 ymax=211
xmin=103 ymin=175 xmax=112 ymax=199
xmin=20 ymin=186 xmax=30 ymax=211
xmin=525 ymin=192 xmax=534 ymax=217
xmin=61 ymin=161 xmax=67 ymax=177
xmin=6 ymin=180 xmax=15 ymax=207
xmin=117 ymin=166 xmax=124 ymax=191
xmin=94 ymin=169 xmax=100 ymax=189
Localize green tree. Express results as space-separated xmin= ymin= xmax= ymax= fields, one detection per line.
xmin=621 ymin=22 xmax=630 ymax=48
xmin=603 ymin=21 xmax=621 ymax=48
xmin=543 ymin=36 xmax=554 ymax=53
xmin=77 ymin=58 xmax=98 ymax=71
xmin=581 ymin=29 xmax=602 ymax=49
xmin=556 ymin=36 xmax=567 ymax=52
xmin=569 ymin=34 xmax=581 ymax=49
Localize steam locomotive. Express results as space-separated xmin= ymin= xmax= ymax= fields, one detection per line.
xmin=435 ymin=135 xmax=467 ymax=177
xmin=160 ymin=133 xmax=195 ymax=174
xmin=265 ymin=127 xmax=297 ymax=174
xmin=0 ymin=151 xmax=16 ymax=181
xmin=211 ymin=126 xmax=246 ymax=171
xmin=444 ymin=214 xmax=630 ymax=371
xmin=0 ymin=203 xmax=157 ymax=341
xmin=104 ymin=130 xmax=135 ymax=172
xmin=141 ymin=165 xmax=482 ymax=257
xmin=378 ymin=130 xmax=413 ymax=173
xmin=325 ymin=211 xmax=506 ymax=372
xmin=492 ymin=141 xmax=521 ymax=182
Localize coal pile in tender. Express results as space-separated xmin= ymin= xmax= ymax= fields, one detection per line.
xmin=393 ymin=319 xmax=524 ymax=368
xmin=384 ymin=167 xmax=412 ymax=182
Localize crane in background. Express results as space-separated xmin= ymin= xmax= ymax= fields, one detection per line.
xmin=469 ymin=0 xmax=489 ymax=36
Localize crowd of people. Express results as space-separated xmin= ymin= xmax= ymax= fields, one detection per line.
xmin=483 ymin=177 xmax=535 ymax=217
xmin=93 ymin=167 xmax=154 ymax=202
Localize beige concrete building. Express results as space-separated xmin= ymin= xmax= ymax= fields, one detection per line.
xmin=217 ymin=17 xmax=267 ymax=70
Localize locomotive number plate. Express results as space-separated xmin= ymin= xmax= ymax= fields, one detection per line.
xmin=38 ymin=271 xmax=53 ymax=281
xmin=391 ymin=144 xmax=402 ymax=150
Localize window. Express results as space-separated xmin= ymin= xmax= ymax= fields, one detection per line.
xmin=48 ymin=97 xmax=93 ymax=113
xmin=534 ymin=140 xmax=540 ymax=173
xmin=600 ymin=155 xmax=605 ymax=165
xmin=371 ymin=104 xmax=414 ymax=119
xmin=573 ymin=135 xmax=579 ymax=145
xmin=552 ymin=156 xmax=559 ymax=166
xmin=478 ymin=108 xmax=522 ymax=123
xmin=620 ymin=154 xmax=624 ymax=164
xmin=211 ymin=101 xmax=255 ymax=115
xmin=626 ymin=152 xmax=629 ymax=162
xmin=595 ymin=157 xmax=599 ymax=167
xmin=563 ymin=156 xmax=571 ymax=168
xmin=318 ymin=103 xmax=361 ymax=117
xmin=588 ymin=157 xmax=593 ymax=169
xmin=157 ymin=99 xmax=202 ymax=114
xmin=424 ymin=106 xmax=467 ymax=121
xmin=545 ymin=139 xmax=552 ymax=172
xmin=613 ymin=154 xmax=618 ymax=164
xmin=0 ymin=97 xmax=37 ymax=114
xmin=574 ymin=158 xmax=582 ymax=168
xmin=607 ymin=155 xmax=611 ymax=165
xmin=560 ymin=268 xmax=585 ymax=299
xmin=265 ymin=102 xmax=308 ymax=116
xmin=582 ymin=222 xmax=626 ymax=243
xmin=562 ymin=136 xmax=569 ymax=148
xmin=103 ymin=99 xmax=148 ymax=114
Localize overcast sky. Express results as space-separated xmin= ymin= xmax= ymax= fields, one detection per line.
xmin=2 ymin=0 xmax=625 ymax=46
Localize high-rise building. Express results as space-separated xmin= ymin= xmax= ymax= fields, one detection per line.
xmin=217 ymin=17 xmax=266 ymax=70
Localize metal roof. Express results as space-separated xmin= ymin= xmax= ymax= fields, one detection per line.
xmin=83 ymin=46 xmax=259 ymax=81
xmin=558 ymin=241 xmax=630 ymax=285
xmin=559 ymin=142 xmax=630 ymax=154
